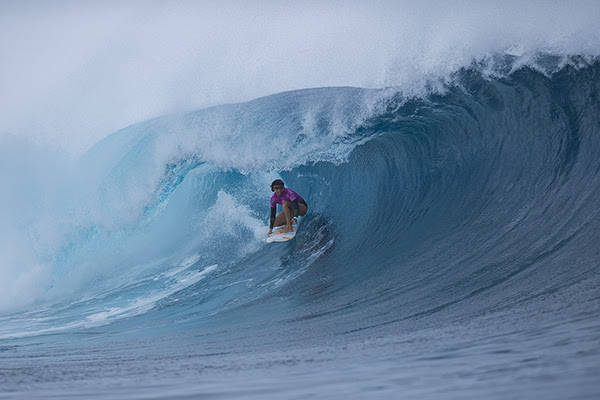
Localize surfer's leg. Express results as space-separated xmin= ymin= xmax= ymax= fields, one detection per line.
xmin=279 ymin=201 xmax=294 ymax=233
xmin=273 ymin=211 xmax=287 ymax=227
xmin=298 ymin=202 xmax=307 ymax=216
xmin=274 ymin=202 xmax=306 ymax=230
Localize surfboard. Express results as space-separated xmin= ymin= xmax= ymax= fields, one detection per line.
xmin=267 ymin=222 xmax=298 ymax=243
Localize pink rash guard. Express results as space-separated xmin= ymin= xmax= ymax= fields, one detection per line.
xmin=269 ymin=188 xmax=307 ymax=229
xmin=269 ymin=188 xmax=304 ymax=208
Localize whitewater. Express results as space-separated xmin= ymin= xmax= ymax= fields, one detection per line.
xmin=2 ymin=2 xmax=600 ymax=399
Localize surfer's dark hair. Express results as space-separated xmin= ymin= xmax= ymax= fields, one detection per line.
xmin=270 ymin=179 xmax=285 ymax=191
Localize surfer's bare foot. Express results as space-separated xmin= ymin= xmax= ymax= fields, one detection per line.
xmin=281 ymin=225 xmax=293 ymax=233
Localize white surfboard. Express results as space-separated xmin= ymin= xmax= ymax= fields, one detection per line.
xmin=267 ymin=222 xmax=298 ymax=243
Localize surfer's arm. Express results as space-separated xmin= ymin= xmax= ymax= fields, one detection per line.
xmin=291 ymin=200 xmax=300 ymax=219
xmin=269 ymin=207 xmax=277 ymax=229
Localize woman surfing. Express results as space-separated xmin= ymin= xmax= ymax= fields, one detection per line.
xmin=267 ymin=179 xmax=307 ymax=236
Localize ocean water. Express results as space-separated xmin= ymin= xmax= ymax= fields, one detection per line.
xmin=1 ymin=56 xmax=600 ymax=399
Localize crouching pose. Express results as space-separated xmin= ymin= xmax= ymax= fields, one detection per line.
xmin=267 ymin=179 xmax=307 ymax=235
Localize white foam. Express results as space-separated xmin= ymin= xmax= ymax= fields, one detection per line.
xmin=0 ymin=264 xmax=218 ymax=339
xmin=2 ymin=1 xmax=599 ymax=156
xmin=201 ymin=190 xmax=268 ymax=244
xmin=86 ymin=265 xmax=215 ymax=324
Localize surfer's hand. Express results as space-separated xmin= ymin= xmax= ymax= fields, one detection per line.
xmin=267 ymin=229 xmax=272 ymax=236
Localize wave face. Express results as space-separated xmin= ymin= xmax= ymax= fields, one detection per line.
xmin=1 ymin=59 xmax=600 ymax=399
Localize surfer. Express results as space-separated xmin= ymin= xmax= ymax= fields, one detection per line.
xmin=268 ymin=179 xmax=307 ymax=236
